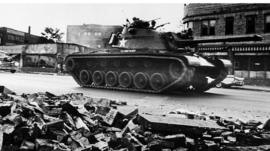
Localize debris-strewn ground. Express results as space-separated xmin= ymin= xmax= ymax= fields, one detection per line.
xmin=1 ymin=91 xmax=270 ymax=151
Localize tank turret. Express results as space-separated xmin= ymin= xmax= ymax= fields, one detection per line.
xmin=65 ymin=17 xmax=262 ymax=93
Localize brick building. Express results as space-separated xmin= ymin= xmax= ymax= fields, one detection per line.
xmin=0 ymin=27 xmax=49 ymax=46
xmin=183 ymin=3 xmax=270 ymax=85
xmin=66 ymin=24 xmax=122 ymax=48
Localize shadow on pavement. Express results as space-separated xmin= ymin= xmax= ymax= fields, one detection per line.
xmin=166 ymin=90 xmax=227 ymax=98
xmin=73 ymin=86 xmax=226 ymax=99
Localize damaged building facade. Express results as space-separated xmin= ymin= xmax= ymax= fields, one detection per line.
xmin=0 ymin=43 xmax=92 ymax=72
xmin=183 ymin=3 xmax=270 ymax=85
xmin=66 ymin=24 xmax=122 ymax=48
xmin=0 ymin=26 xmax=94 ymax=73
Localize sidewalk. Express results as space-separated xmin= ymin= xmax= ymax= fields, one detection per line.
xmin=233 ymin=85 xmax=270 ymax=92
xmin=18 ymin=71 xmax=69 ymax=76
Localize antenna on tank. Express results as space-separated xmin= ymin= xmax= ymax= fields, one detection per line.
xmin=121 ymin=9 xmax=129 ymax=24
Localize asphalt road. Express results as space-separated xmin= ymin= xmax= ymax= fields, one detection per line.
xmin=0 ymin=72 xmax=270 ymax=123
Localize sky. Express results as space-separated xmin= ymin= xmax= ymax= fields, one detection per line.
xmin=0 ymin=3 xmax=184 ymax=41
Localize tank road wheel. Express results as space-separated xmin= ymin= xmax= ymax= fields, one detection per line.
xmin=134 ymin=72 xmax=149 ymax=89
xmin=150 ymin=73 xmax=167 ymax=91
xmin=65 ymin=58 xmax=76 ymax=72
xmin=93 ymin=71 xmax=105 ymax=86
xmin=79 ymin=70 xmax=92 ymax=85
xmin=105 ymin=71 xmax=118 ymax=87
xmin=169 ymin=61 xmax=185 ymax=79
xmin=119 ymin=72 xmax=133 ymax=88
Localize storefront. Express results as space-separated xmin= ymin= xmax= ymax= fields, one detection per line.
xmin=198 ymin=44 xmax=270 ymax=85
xmin=0 ymin=43 xmax=91 ymax=73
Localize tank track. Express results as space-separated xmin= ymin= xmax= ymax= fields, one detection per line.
xmin=65 ymin=53 xmax=228 ymax=93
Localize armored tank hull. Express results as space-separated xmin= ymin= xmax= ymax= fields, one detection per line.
xmin=65 ymin=52 xmax=231 ymax=93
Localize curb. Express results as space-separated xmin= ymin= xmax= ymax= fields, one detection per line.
xmin=225 ymin=86 xmax=270 ymax=92
xmin=17 ymin=71 xmax=69 ymax=76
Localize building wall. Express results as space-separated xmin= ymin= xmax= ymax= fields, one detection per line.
xmin=66 ymin=24 xmax=122 ymax=48
xmin=0 ymin=27 xmax=50 ymax=46
xmin=183 ymin=3 xmax=270 ymax=42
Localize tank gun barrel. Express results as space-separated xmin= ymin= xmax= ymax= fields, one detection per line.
xmin=146 ymin=18 xmax=161 ymax=22
xmin=155 ymin=22 xmax=170 ymax=29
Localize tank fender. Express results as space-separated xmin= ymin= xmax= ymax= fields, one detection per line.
xmin=183 ymin=55 xmax=214 ymax=67
xmin=206 ymin=58 xmax=232 ymax=69
xmin=219 ymin=59 xmax=232 ymax=68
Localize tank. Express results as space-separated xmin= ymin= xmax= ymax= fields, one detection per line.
xmin=65 ymin=18 xmax=262 ymax=93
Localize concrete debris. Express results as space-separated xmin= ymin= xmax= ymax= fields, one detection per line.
xmin=0 ymin=85 xmax=16 ymax=95
xmin=0 ymin=91 xmax=270 ymax=151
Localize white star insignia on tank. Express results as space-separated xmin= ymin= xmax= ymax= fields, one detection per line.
xmin=119 ymin=38 xmax=127 ymax=47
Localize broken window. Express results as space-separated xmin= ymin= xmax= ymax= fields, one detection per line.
xmin=201 ymin=20 xmax=209 ymax=36
xmin=23 ymin=55 xmax=39 ymax=67
xmin=265 ymin=15 xmax=270 ymax=33
xmin=225 ymin=17 xmax=234 ymax=35
xmin=246 ymin=15 xmax=256 ymax=34
xmin=187 ymin=21 xmax=193 ymax=30
xmin=201 ymin=20 xmax=216 ymax=36
xmin=23 ymin=55 xmax=56 ymax=68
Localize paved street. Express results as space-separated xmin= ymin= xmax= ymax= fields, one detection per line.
xmin=1 ymin=72 xmax=270 ymax=123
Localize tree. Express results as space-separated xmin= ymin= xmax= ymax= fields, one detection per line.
xmin=41 ymin=27 xmax=64 ymax=43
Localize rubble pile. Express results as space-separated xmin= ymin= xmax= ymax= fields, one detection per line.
xmin=0 ymin=92 xmax=270 ymax=151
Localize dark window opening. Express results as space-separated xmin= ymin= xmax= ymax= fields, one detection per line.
xmin=266 ymin=56 xmax=270 ymax=71
xmin=225 ymin=17 xmax=234 ymax=35
xmin=265 ymin=15 xmax=270 ymax=33
xmin=209 ymin=20 xmax=216 ymax=35
xmin=234 ymin=56 xmax=249 ymax=70
xmin=246 ymin=15 xmax=256 ymax=34
xmin=201 ymin=20 xmax=216 ymax=36
xmin=234 ymin=61 xmax=240 ymax=70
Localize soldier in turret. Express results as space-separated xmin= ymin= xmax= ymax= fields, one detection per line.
xmin=130 ymin=17 xmax=150 ymax=29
